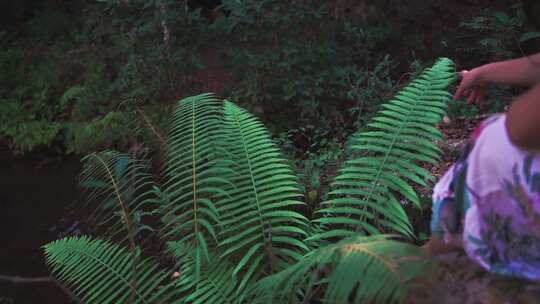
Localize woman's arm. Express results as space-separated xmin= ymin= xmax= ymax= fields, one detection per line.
xmin=454 ymin=53 xmax=540 ymax=104
xmin=473 ymin=53 xmax=540 ymax=87
xmin=505 ymin=83 xmax=540 ymax=150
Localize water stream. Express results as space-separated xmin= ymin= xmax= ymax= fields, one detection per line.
xmin=0 ymin=154 xmax=81 ymax=303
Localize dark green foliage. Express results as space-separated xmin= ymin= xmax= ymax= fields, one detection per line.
xmin=255 ymin=235 xmax=429 ymax=304
xmin=43 ymin=58 xmax=456 ymax=304
xmin=80 ymin=151 xmax=157 ymax=245
xmin=168 ymin=241 xmax=239 ymax=304
xmin=0 ymin=1 xmax=207 ymax=153
xmin=159 ymin=94 xmax=227 ymax=278
xmin=459 ymin=4 xmax=533 ymax=61
xmin=218 ymin=101 xmax=309 ymax=291
xmin=312 ymin=58 xmax=456 ymax=242
xmin=220 ymin=1 xmax=364 ymax=124
xmin=1 ymin=0 xmax=515 ymax=155
xmin=44 ymin=236 xmax=178 ymax=304
xmin=215 ymin=0 xmax=437 ymax=135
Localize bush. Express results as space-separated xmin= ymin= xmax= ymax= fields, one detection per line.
xmin=43 ymin=58 xmax=456 ymax=303
xmin=0 ymin=1 xmax=209 ymax=154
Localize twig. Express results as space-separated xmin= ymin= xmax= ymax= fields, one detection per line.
xmin=0 ymin=274 xmax=81 ymax=303
xmin=137 ymin=107 xmax=167 ymax=146
xmin=0 ymin=275 xmax=51 ymax=283
xmin=158 ymin=0 xmax=171 ymax=51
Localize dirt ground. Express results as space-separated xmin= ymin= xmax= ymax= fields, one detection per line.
xmin=409 ymin=252 xmax=540 ymax=304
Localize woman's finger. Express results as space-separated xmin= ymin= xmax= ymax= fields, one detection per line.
xmin=453 ymin=70 xmax=470 ymax=100
xmin=467 ymin=87 xmax=485 ymax=105
xmin=454 ymin=85 xmax=468 ymax=101
xmin=458 ymin=70 xmax=469 ymax=78
xmin=467 ymin=88 xmax=478 ymax=104
xmin=455 ymin=87 xmax=471 ymax=101
xmin=474 ymin=88 xmax=486 ymax=105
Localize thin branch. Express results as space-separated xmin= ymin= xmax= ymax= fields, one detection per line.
xmin=158 ymin=0 xmax=171 ymax=51
xmin=137 ymin=107 xmax=166 ymax=146
xmin=0 ymin=275 xmax=81 ymax=303
xmin=0 ymin=275 xmax=51 ymax=283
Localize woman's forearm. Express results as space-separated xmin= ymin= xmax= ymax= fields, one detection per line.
xmin=474 ymin=53 xmax=540 ymax=86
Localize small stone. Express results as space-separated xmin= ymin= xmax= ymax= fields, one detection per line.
xmin=442 ymin=116 xmax=451 ymax=125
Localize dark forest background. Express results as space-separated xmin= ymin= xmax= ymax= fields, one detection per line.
xmin=1 ymin=0 xmax=539 ymax=179
xmin=2 ymin=1 xmax=540 ymax=303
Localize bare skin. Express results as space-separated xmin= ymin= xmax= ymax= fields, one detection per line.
xmin=454 ymin=53 xmax=540 ymax=105
xmin=506 ymin=83 xmax=540 ymax=150
xmin=424 ymin=53 xmax=540 ymax=255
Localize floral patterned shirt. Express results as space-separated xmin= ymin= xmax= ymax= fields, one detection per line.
xmin=431 ymin=114 xmax=540 ymax=280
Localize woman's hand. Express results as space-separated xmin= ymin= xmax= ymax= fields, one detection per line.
xmin=453 ymin=69 xmax=487 ymax=105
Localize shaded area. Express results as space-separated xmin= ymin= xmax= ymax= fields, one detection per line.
xmin=0 ymin=153 xmax=81 ymax=303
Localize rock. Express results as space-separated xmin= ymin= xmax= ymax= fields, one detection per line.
xmin=408 ymin=252 xmax=540 ymax=304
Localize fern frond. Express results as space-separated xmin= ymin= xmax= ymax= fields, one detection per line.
xmin=313 ymin=58 xmax=456 ymax=241
xmin=159 ymin=93 xmax=231 ymax=275
xmin=253 ymin=235 xmax=429 ymax=304
xmin=217 ymin=101 xmax=310 ymax=292
xmin=168 ymin=241 xmax=238 ymax=304
xmin=80 ymin=150 xmax=157 ymax=247
xmin=44 ymin=236 xmax=178 ymax=304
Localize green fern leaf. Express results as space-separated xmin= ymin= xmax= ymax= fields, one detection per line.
xmin=80 ymin=151 xmax=157 ymax=248
xmin=313 ymin=58 xmax=456 ymax=241
xmin=218 ymin=101 xmax=310 ymax=293
xmin=168 ymin=241 xmax=238 ymax=304
xmin=254 ymin=235 xmax=429 ymax=304
xmin=159 ymin=93 xmax=232 ymax=274
xmin=44 ymin=236 xmax=179 ymax=304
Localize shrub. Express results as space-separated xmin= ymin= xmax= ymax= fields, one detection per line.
xmin=43 ymin=58 xmax=456 ymax=303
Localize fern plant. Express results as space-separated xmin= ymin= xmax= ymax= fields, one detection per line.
xmin=79 ymin=151 xmax=157 ymax=247
xmin=218 ymin=101 xmax=310 ymax=293
xmin=43 ymin=58 xmax=456 ymax=304
xmin=159 ymin=93 xmax=229 ymax=278
xmin=312 ymin=58 xmax=455 ymax=243
xmin=167 ymin=241 xmax=239 ymax=304
xmin=255 ymin=235 xmax=429 ymax=303
xmin=44 ymin=236 xmax=178 ymax=304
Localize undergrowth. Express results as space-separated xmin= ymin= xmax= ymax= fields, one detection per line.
xmin=43 ymin=58 xmax=456 ymax=303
